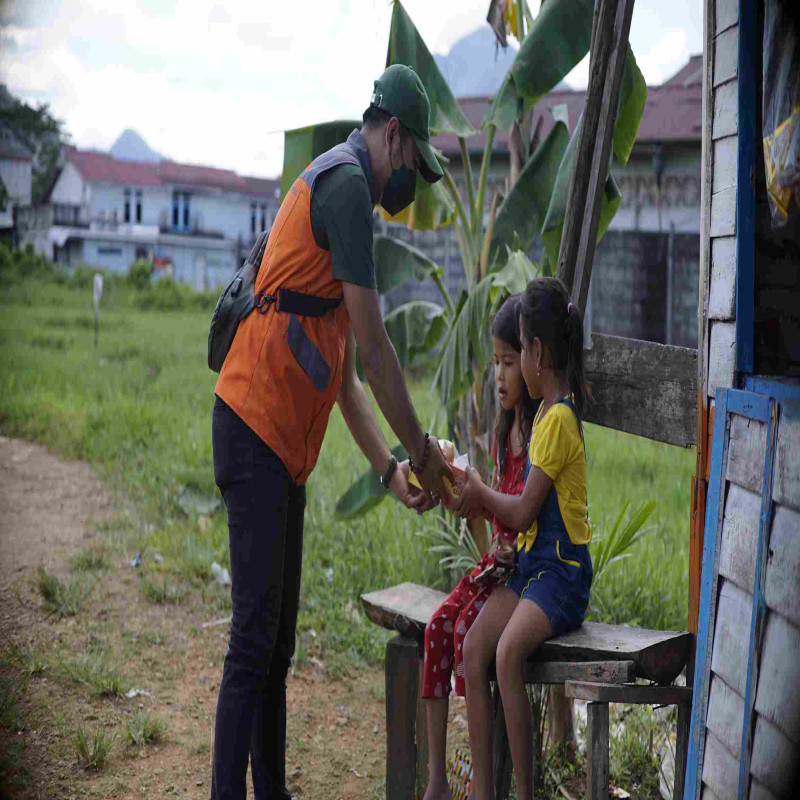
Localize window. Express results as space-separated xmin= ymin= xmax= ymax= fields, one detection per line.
xmin=135 ymin=190 xmax=142 ymax=223
xmin=124 ymin=188 xmax=131 ymax=223
xmin=182 ymin=193 xmax=190 ymax=229
xmin=172 ymin=192 xmax=179 ymax=228
xmin=98 ymin=246 xmax=123 ymax=256
xmin=250 ymin=203 xmax=256 ymax=235
xmin=260 ymin=203 xmax=266 ymax=231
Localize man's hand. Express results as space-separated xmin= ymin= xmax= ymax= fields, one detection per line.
xmin=414 ymin=436 xmax=454 ymax=508
xmin=390 ymin=460 xmax=438 ymax=514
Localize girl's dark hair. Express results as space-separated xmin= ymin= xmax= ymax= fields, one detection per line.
xmin=519 ymin=276 xmax=591 ymax=420
xmin=491 ymin=294 xmax=539 ymax=481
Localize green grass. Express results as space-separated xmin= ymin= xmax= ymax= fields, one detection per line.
xmin=55 ymin=651 xmax=128 ymax=696
xmin=0 ymin=277 xmax=694 ymax=667
xmin=37 ymin=567 xmax=94 ymax=619
xmin=74 ymin=726 xmax=115 ymax=769
xmin=125 ymin=709 xmax=166 ymax=749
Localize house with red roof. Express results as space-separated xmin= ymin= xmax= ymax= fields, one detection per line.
xmin=19 ymin=137 xmax=279 ymax=290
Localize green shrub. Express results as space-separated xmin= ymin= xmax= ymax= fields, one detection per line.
xmin=134 ymin=277 xmax=184 ymax=310
xmin=0 ymin=242 xmax=65 ymax=286
xmin=125 ymin=708 xmax=166 ymax=748
xmin=37 ymin=567 xmax=93 ymax=619
xmin=74 ymin=726 xmax=115 ymax=769
xmin=127 ymin=260 xmax=152 ymax=290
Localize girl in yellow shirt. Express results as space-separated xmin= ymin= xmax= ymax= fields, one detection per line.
xmin=453 ymin=276 xmax=592 ymax=800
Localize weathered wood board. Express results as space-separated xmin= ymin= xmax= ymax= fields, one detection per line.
xmin=715 ymin=0 xmax=737 ymax=34
xmin=726 ymin=413 xmax=766 ymax=493
xmin=523 ymin=659 xmax=635 ymax=686
xmin=712 ymin=80 xmax=738 ymax=140
xmin=564 ymin=681 xmax=692 ymax=705
xmin=710 ymin=185 xmax=736 ymax=237
xmin=772 ymin=400 xmax=800 ymax=511
xmin=362 ymin=583 xmax=691 ymax=683
xmin=710 ymin=579 xmax=752 ymax=697
xmin=582 ymin=333 xmax=697 ymax=447
xmin=764 ymin=505 xmax=800 ymax=629
xmin=708 ymin=321 xmax=736 ymax=398
xmin=712 ymin=137 xmax=738 ymax=194
xmin=713 ymin=25 xmax=738 ymax=87
xmin=708 ymin=236 xmax=736 ymax=320
xmin=706 ymin=673 xmax=744 ymax=760
xmin=702 ymin=729 xmax=739 ymax=799
xmin=718 ymin=482 xmax=760 ymax=592
xmin=754 ymin=612 xmax=800 ymax=745
xmin=750 ymin=714 xmax=798 ymax=800
xmin=749 ymin=778 xmax=777 ymax=800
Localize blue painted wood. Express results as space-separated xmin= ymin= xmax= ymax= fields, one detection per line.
xmin=735 ymin=0 xmax=757 ymax=375
xmin=744 ymin=375 xmax=800 ymax=402
xmin=684 ymin=388 xmax=730 ymax=800
xmin=727 ymin=388 xmax=772 ymax=422
xmin=737 ymin=397 xmax=779 ymax=800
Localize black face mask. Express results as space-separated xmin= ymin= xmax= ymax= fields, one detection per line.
xmin=381 ymin=143 xmax=417 ymax=216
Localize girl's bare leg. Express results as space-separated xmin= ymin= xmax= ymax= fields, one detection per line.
xmin=463 ymin=587 xmax=519 ymax=800
xmin=495 ymin=599 xmax=552 ymax=800
xmin=423 ymin=697 xmax=452 ymax=800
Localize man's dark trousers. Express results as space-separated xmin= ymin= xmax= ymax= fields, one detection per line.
xmin=210 ymin=397 xmax=305 ymax=800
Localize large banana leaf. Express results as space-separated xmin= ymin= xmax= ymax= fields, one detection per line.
xmin=487 ymin=120 xmax=569 ymax=268
xmin=335 ymin=443 xmax=408 ymax=519
xmin=279 ymin=120 xmax=360 ymax=200
xmin=488 ymin=249 xmax=540 ymax=304
xmin=386 ymin=0 xmax=475 ymax=138
xmin=540 ymin=114 xmax=623 ymax=270
xmin=376 ymin=171 xmax=456 ymax=230
xmin=383 ymin=300 xmax=447 ymax=368
xmin=374 ymin=235 xmax=443 ymax=296
xmin=613 ymin=46 xmax=648 ymax=168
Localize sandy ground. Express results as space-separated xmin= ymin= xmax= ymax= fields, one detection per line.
xmin=0 ymin=437 xmax=470 ymax=800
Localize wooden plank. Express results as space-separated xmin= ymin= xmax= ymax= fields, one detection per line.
xmin=707 ymin=321 xmax=736 ymax=398
xmin=586 ymin=702 xmax=609 ymax=800
xmin=415 ymin=660 xmax=428 ymax=797
xmin=773 ymin=400 xmax=800 ymax=511
xmin=701 ymin=729 xmax=740 ymax=799
xmin=706 ymin=673 xmax=744 ymax=760
xmin=708 ymin=236 xmax=736 ymax=320
xmin=710 ymin=578 xmax=752 ymax=697
xmin=712 ymin=25 xmax=738 ymax=87
xmin=712 ymin=80 xmax=738 ymax=140
xmin=754 ymin=611 xmax=800 ymax=746
xmin=715 ymin=0 xmax=737 ymax=34
xmin=712 ymin=136 xmax=738 ymax=194
xmin=564 ymin=681 xmax=692 ymax=705
xmin=718 ymin=483 xmax=761 ymax=591
xmin=556 ymin=0 xmax=633 ymax=313
xmin=675 ymin=701 xmax=691 ymax=800
xmin=701 ymin=787 xmax=723 ymax=800
xmin=492 ymin=685 xmax=513 ymax=800
xmin=764 ymin=504 xmax=800 ymax=628
xmin=749 ymin=777 xmax=778 ymax=800
xmin=750 ymin=714 xmax=799 ymax=800
xmin=583 ymin=333 xmax=697 ymax=447
xmin=363 ymin=584 xmax=691 ymax=682
xmin=523 ymin=659 xmax=635 ymax=685
xmin=726 ymin=413 xmax=766 ymax=493
xmin=710 ymin=185 xmax=737 ymax=236
xmin=385 ymin=635 xmax=419 ymax=800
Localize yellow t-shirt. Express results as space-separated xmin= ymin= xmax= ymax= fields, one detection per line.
xmin=517 ymin=399 xmax=590 ymax=552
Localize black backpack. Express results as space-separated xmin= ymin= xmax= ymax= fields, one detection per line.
xmin=207 ymin=231 xmax=268 ymax=373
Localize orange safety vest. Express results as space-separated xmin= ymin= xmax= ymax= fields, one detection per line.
xmin=215 ymin=132 xmax=371 ymax=484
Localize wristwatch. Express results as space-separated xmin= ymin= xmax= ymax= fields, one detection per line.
xmin=380 ymin=455 xmax=398 ymax=490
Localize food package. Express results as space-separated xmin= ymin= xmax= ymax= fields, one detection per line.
xmin=408 ymin=438 xmax=468 ymax=498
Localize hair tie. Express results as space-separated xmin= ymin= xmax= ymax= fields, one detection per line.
xmin=567 ymin=302 xmax=573 ymax=315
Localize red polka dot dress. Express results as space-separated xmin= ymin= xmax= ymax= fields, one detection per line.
xmin=422 ymin=436 xmax=526 ymax=699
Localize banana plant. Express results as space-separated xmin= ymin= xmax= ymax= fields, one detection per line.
xmin=277 ymin=0 xmax=647 ymax=517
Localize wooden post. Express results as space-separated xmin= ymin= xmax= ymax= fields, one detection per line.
xmin=385 ymin=635 xmax=420 ymax=800
xmin=586 ymin=702 xmax=609 ymax=800
xmin=492 ymin=683 xmax=513 ymax=800
xmin=415 ymin=659 xmax=429 ymax=798
xmin=674 ymin=700 xmax=691 ymax=800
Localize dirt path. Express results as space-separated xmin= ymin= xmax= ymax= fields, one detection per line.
xmin=0 ymin=438 xmax=470 ymax=799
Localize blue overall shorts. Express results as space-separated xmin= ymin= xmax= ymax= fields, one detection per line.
xmin=505 ymin=399 xmax=593 ymax=636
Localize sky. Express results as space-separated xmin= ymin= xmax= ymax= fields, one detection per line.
xmin=0 ymin=0 xmax=704 ymax=179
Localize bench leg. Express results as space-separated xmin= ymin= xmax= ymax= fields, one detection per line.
xmin=673 ymin=702 xmax=690 ymax=800
xmin=586 ymin=702 xmax=609 ymax=800
xmin=385 ymin=634 xmax=419 ymax=800
xmin=415 ymin=659 xmax=429 ymax=798
xmin=492 ymin=683 xmax=513 ymax=800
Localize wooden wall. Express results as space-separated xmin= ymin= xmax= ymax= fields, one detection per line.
xmin=699 ymin=401 xmax=800 ymax=800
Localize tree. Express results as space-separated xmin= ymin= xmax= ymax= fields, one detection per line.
xmin=0 ymin=84 xmax=69 ymax=203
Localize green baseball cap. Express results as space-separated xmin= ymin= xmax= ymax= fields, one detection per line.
xmin=371 ymin=64 xmax=443 ymax=184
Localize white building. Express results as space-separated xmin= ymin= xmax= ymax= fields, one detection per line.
xmin=0 ymin=139 xmax=32 ymax=236
xmin=19 ymin=145 xmax=279 ymax=290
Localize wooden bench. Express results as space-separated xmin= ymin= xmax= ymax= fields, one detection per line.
xmin=362 ymin=582 xmax=693 ymax=800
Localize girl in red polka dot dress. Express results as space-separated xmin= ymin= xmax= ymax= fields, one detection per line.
xmin=421 ymin=294 xmax=537 ymax=800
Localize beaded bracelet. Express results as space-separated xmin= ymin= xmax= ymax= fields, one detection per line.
xmin=409 ymin=432 xmax=430 ymax=476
